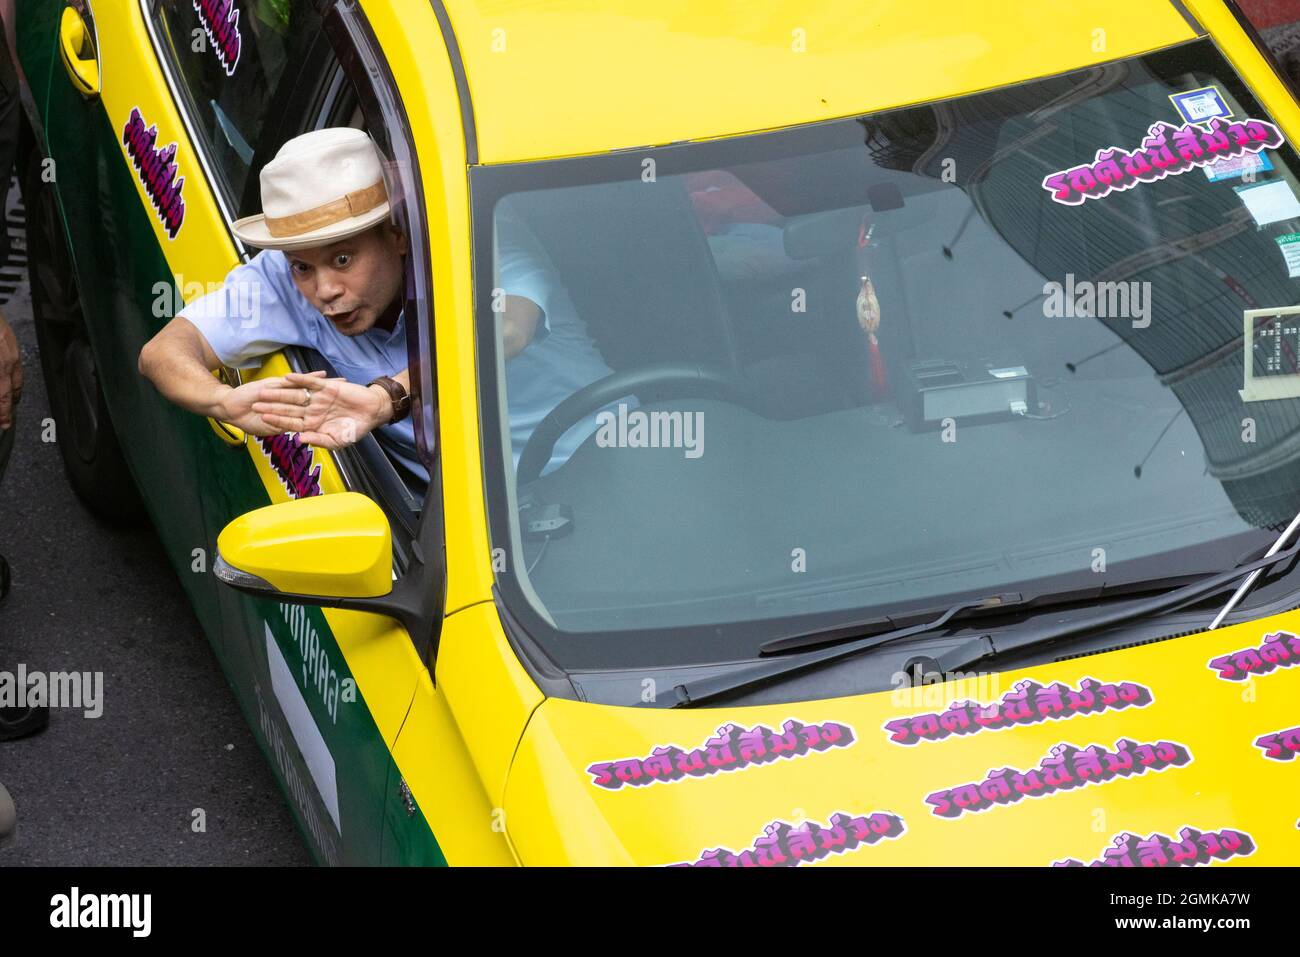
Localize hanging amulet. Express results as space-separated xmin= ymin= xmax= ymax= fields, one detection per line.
xmin=857 ymin=275 xmax=880 ymax=340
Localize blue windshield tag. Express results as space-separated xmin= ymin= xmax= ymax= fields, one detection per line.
xmin=1205 ymin=151 xmax=1272 ymax=182
xmin=1170 ymin=86 xmax=1232 ymax=124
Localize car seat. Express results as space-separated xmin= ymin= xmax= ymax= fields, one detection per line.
xmin=503 ymin=178 xmax=741 ymax=379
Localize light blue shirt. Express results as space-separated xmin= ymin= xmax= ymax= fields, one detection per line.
xmin=181 ymin=249 xmax=428 ymax=485
xmin=185 ymin=209 xmax=613 ymax=487
xmin=494 ymin=198 xmax=614 ymax=476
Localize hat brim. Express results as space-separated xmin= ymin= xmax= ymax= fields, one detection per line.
xmin=231 ymin=202 xmax=392 ymax=251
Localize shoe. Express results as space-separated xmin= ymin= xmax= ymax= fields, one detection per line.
xmin=0 ymin=780 xmax=14 ymax=845
xmin=0 ymin=705 xmax=48 ymax=741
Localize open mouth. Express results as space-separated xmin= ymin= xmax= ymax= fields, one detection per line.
xmin=328 ymin=308 xmax=360 ymax=325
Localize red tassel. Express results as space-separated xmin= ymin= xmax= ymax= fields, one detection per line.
xmin=868 ymin=335 xmax=889 ymax=400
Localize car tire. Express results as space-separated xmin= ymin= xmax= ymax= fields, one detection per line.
xmin=21 ymin=146 xmax=143 ymax=522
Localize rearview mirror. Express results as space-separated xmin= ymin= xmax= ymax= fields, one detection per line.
xmin=214 ymin=492 xmax=392 ymax=599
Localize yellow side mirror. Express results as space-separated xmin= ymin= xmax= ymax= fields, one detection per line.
xmin=215 ymin=492 xmax=392 ymax=599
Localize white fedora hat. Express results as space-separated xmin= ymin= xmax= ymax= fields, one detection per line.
xmin=232 ymin=127 xmax=393 ymax=251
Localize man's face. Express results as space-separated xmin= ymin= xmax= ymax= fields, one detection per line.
xmin=286 ymin=223 xmax=408 ymax=335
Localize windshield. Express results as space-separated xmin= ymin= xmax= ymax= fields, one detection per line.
xmin=471 ymin=38 xmax=1300 ymax=672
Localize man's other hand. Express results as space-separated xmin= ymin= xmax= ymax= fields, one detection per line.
xmin=252 ymin=370 xmax=387 ymax=450
xmin=500 ymin=294 xmax=542 ymax=360
xmin=0 ymin=311 xmax=22 ymax=430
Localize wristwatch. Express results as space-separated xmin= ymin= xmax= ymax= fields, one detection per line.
xmin=367 ymin=375 xmax=411 ymax=423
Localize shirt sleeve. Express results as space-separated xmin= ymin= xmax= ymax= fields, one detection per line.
xmin=493 ymin=197 xmax=560 ymax=338
xmin=179 ymin=249 xmax=314 ymax=369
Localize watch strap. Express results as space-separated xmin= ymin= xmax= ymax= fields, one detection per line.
xmin=367 ymin=375 xmax=411 ymax=423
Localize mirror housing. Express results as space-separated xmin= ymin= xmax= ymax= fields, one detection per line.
xmin=215 ymin=492 xmax=392 ymax=599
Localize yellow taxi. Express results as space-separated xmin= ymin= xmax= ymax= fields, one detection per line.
xmin=19 ymin=0 xmax=1300 ymax=864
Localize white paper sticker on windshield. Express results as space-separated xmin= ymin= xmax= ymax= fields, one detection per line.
xmin=1205 ymin=151 xmax=1271 ymax=182
xmin=1276 ymin=233 xmax=1300 ymax=278
xmin=1235 ymin=180 xmax=1300 ymax=227
xmin=1241 ymin=306 xmax=1300 ymax=402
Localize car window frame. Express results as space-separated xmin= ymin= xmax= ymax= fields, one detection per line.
xmin=322 ymin=0 xmax=448 ymax=665
xmin=253 ymin=46 xmax=427 ymax=562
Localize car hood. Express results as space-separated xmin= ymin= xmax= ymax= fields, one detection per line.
xmin=502 ymin=609 xmax=1300 ymax=865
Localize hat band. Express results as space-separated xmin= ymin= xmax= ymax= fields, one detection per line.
xmin=263 ymin=180 xmax=388 ymax=238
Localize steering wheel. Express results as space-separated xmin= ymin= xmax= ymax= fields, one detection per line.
xmin=516 ymin=362 xmax=749 ymax=485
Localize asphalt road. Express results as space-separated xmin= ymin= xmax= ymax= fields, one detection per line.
xmin=0 ymin=183 xmax=308 ymax=866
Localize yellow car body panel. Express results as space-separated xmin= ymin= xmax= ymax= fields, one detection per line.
xmin=391 ymin=601 xmax=549 ymax=863
xmin=506 ymin=613 xmax=1300 ymax=866
xmin=443 ymin=0 xmax=1200 ymax=163
xmin=1190 ymin=0 xmax=1300 ymax=141
xmin=387 ymin=662 xmax=520 ymax=865
xmin=433 ymin=601 xmax=546 ymax=810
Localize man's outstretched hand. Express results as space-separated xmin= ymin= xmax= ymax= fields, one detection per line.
xmin=215 ymin=375 xmax=298 ymax=437
xmin=252 ymin=370 xmax=389 ymax=450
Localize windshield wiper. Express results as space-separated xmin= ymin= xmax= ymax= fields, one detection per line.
xmin=1209 ymin=509 xmax=1300 ymax=629
xmin=757 ymin=577 xmax=1205 ymax=656
xmin=928 ymin=533 xmax=1300 ymax=678
xmin=661 ymin=595 xmax=1000 ymax=709
xmin=661 ymin=537 xmax=1300 ymax=708
xmin=758 ymin=592 xmax=1028 ymax=655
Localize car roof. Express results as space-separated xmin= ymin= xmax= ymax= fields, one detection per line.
xmin=441 ymin=0 xmax=1202 ymax=164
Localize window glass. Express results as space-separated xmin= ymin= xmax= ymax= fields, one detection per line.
xmin=472 ymin=38 xmax=1300 ymax=670
xmin=150 ymin=0 xmax=316 ymax=212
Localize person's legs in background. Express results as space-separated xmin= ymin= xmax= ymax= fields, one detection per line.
xmin=0 ymin=412 xmax=14 ymax=844
xmin=0 ymin=404 xmax=45 ymax=743
xmin=0 ymin=6 xmax=46 ymax=847
xmin=0 ymin=398 xmax=34 ymax=846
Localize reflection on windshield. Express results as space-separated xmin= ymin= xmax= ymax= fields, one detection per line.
xmin=472 ymin=38 xmax=1300 ymax=668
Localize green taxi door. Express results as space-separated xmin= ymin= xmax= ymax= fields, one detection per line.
xmin=18 ymin=1 xmax=229 ymax=628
